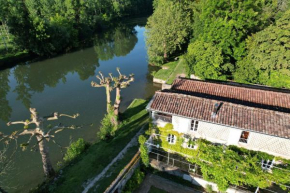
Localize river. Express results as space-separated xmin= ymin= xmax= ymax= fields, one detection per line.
xmin=0 ymin=18 xmax=160 ymax=193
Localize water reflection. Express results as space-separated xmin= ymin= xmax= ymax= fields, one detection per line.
xmin=0 ymin=20 xmax=160 ymax=193
xmin=94 ymin=24 xmax=138 ymax=61
xmin=0 ymin=23 xmax=139 ymax=119
xmin=0 ymin=71 xmax=12 ymax=122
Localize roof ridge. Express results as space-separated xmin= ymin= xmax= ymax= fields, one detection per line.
xmin=155 ymin=91 xmax=290 ymax=117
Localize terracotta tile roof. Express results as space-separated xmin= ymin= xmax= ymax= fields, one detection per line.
xmin=149 ymin=91 xmax=290 ymax=139
xmin=171 ymin=78 xmax=290 ymax=112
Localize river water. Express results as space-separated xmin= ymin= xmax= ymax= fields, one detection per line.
xmin=0 ymin=19 xmax=160 ymax=192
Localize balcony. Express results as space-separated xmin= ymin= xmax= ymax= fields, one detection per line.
xmin=155 ymin=114 xmax=172 ymax=123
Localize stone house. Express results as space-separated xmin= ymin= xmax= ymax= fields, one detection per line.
xmin=146 ymin=78 xmax=290 ymax=160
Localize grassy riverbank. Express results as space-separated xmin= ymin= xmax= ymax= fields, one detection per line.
xmin=153 ymin=57 xmax=189 ymax=85
xmin=33 ymin=99 xmax=149 ymax=193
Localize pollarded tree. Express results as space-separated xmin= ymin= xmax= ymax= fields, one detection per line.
xmin=7 ymin=108 xmax=80 ymax=178
xmin=112 ymin=68 xmax=134 ymax=116
xmin=91 ymin=68 xmax=134 ymax=116
xmin=91 ymin=71 xmax=114 ymax=112
xmin=146 ymin=0 xmax=191 ymax=65
xmin=0 ymin=131 xmax=18 ymax=193
xmin=234 ymin=9 xmax=290 ymax=88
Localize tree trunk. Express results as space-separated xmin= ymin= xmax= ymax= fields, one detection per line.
xmin=36 ymin=135 xmax=55 ymax=178
xmin=163 ymin=42 xmax=167 ymax=60
xmin=106 ymin=84 xmax=111 ymax=112
xmin=114 ymin=86 xmax=121 ymax=116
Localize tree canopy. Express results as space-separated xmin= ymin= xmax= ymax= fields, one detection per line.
xmin=234 ymin=9 xmax=290 ymax=88
xmin=145 ymin=0 xmax=192 ymax=64
xmin=146 ymin=0 xmax=290 ymax=88
xmin=0 ymin=0 xmax=152 ymax=56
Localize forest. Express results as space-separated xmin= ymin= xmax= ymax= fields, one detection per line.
xmin=0 ymin=0 xmax=152 ymax=57
xmin=146 ymin=0 xmax=290 ymax=88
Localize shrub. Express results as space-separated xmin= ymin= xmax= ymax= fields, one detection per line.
xmin=97 ymin=111 xmax=118 ymax=140
xmin=138 ymin=135 xmax=149 ymax=167
xmin=122 ymin=168 xmax=145 ymax=193
xmin=63 ymin=138 xmax=88 ymax=162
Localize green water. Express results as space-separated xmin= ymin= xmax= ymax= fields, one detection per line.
xmin=0 ymin=20 xmax=160 ymax=193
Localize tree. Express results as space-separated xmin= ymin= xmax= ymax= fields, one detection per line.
xmin=7 ymin=108 xmax=80 ymax=178
xmin=186 ymin=40 xmax=227 ymax=80
xmin=234 ymin=9 xmax=290 ymax=88
xmin=0 ymin=131 xmax=18 ymax=193
xmin=192 ymin=0 xmax=279 ymax=70
xmin=146 ymin=0 xmax=191 ymax=65
xmin=112 ymin=68 xmax=134 ymax=116
xmin=91 ymin=71 xmax=114 ymax=112
xmin=91 ymin=68 xmax=134 ymax=116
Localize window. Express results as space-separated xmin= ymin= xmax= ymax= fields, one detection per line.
xmin=261 ymin=159 xmax=274 ymax=170
xmin=239 ymin=131 xmax=249 ymax=143
xmin=167 ymin=134 xmax=176 ymax=144
xmin=191 ymin=120 xmax=199 ymax=131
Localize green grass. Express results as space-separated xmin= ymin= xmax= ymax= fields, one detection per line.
xmin=89 ymin=144 xmax=140 ymax=192
xmin=33 ymin=99 xmax=149 ymax=193
xmin=153 ymin=61 xmax=177 ymax=81
xmin=148 ymin=186 xmax=168 ymax=193
xmin=153 ymin=58 xmax=189 ymax=84
xmin=166 ymin=59 xmax=188 ymax=84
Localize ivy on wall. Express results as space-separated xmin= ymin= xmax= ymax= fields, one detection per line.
xmin=153 ymin=124 xmax=290 ymax=192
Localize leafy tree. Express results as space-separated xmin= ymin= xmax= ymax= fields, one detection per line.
xmin=192 ymin=0 xmax=274 ymax=64
xmin=146 ymin=0 xmax=191 ymax=65
xmin=186 ymin=40 xmax=227 ymax=80
xmin=234 ymin=9 xmax=290 ymax=88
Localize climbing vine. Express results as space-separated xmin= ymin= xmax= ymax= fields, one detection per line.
xmin=138 ymin=135 xmax=149 ymax=167
xmin=154 ymin=124 xmax=290 ymax=192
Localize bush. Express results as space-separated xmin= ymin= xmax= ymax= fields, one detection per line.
xmin=63 ymin=138 xmax=88 ymax=162
xmin=138 ymin=135 xmax=149 ymax=167
xmin=122 ymin=168 xmax=145 ymax=193
xmin=97 ymin=111 xmax=118 ymax=140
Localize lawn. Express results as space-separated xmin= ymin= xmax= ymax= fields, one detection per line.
xmin=33 ymin=99 xmax=149 ymax=193
xmin=148 ymin=186 xmax=168 ymax=193
xmin=153 ymin=61 xmax=177 ymax=81
xmin=166 ymin=59 xmax=188 ymax=84
xmin=153 ymin=58 xmax=189 ymax=84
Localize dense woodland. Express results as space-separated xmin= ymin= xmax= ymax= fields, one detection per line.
xmin=146 ymin=0 xmax=290 ymax=88
xmin=0 ymin=0 xmax=152 ymax=56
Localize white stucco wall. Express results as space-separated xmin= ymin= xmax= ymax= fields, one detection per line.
xmin=172 ymin=116 xmax=191 ymax=133
xmin=151 ymin=112 xmax=290 ymax=159
xmin=194 ymin=121 xmax=231 ymax=144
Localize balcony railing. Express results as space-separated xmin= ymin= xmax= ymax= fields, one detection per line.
xmin=239 ymin=138 xmax=248 ymax=143
xmin=155 ymin=114 xmax=172 ymax=123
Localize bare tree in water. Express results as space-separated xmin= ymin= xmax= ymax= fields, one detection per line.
xmin=6 ymin=108 xmax=80 ymax=178
xmin=0 ymin=131 xmax=18 ymax=193
xmin=112 ymin=68 xmax=134 ymax=116
xmin=91 ymin=68 xmax=134 ymax=121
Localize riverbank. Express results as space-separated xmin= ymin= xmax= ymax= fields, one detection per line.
xmin=152 ymin=57 xmax=189 ymax=85
xmin=32 ymin=99 xmax=149 ymax=193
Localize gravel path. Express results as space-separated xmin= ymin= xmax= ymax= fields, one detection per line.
xmin=82 ymin=125 xmax=145 ymax=193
